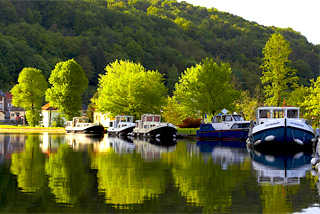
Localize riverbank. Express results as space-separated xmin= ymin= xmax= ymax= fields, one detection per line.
xmin=0 ymin=126 xmax=199 ymax=136
xmin=176 ymin=128 xmax=198 ymax=138
xmin=0 ymin=125 xmax=65 ymax=133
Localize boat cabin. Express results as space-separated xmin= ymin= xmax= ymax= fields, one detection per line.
xmin=256 ymin=107 xmax=300 ymax=124
xmin=211 ymin=114 xmax=249 ymax=130
xmin=212 ymin=114 xmax=244 ymax=123
xmin=136 ymin=114 xmax=161 ymax=129
xmin=67 ymin=117 xmax=91 ymax=128
xmin=109 ymin=115 xmax=134 ymax=128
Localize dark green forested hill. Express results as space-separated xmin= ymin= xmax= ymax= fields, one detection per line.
xmin=0 ymin=0 xmax=319 ymax=103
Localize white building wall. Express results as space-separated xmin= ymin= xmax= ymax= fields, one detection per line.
xmin=93 ymin=112 xmax=111 ymax=128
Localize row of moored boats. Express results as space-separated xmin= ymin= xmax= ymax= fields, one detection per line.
xmin=66 ymin=106 xmax=318 ymax=151
xmin=65 ymin=114 xmax=177 ymax=140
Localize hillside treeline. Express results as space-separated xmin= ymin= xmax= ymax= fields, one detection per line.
xmin=0 ymin=0 xmax=319 ymax=103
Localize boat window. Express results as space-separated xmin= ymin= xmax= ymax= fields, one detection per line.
xmin=109 ymin=121 xmax=113 ymax=127
xmin=233 ymin=115 xmax=242 ymax=121
xmin=287 ymin=110 xmax=298 ymax=118
xmin=154 ymin=116 xmax=160 ymax=122
xmin=260 ymin=110 xmax=270 ymax=118
xmin=146 ymin=116 xmax=153 ymax=122
xmin=273 ymin=110 xmax=284 ymax=118
xmin=231 ymin=124 xmax=239 ymax=129
xmin=213 ymin=116 xmax=221 ymax=123
xmin=222 ymin=115 xmax=232 ymax=122
xmin=120 ymin=117 xmax=127 ymax=122
xmin=231 ymin=123 xmax=249 ymax=129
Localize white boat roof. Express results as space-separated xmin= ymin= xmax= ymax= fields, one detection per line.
xmin=257 ymin=106 xmax=299 ymax=110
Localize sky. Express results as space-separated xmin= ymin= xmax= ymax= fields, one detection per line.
xmin=178 ymin=0 xmax=319 ymax=45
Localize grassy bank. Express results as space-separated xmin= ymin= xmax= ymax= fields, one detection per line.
xmin=0 ymin=125 xmax=65 ymax=133
xmin=177 ymin=128 xmax=199 ymax=136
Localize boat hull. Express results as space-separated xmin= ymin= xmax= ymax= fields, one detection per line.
xmin=249 ymin=119 xmax=315 ymax=153
xmin=108 ymin=126 xmax=135 ymax=136
xmin=134 ymin=126 xmax=177 ymax=140
xmin=197 ymin=124 xmax=249 ymax=141
xmin=66 ymin=124 xmax=105 ymax=135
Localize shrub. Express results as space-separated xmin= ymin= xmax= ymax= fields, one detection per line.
xmin=52 ymin=114 xmax=65 ymax=127
xmin=178 ymin=117 xmax=201 ymax=128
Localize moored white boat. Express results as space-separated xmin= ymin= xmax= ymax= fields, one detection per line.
xmin=131 ymin=114 xmax=177 ymax=140
xmin=247 ymin=106 xmax=316 ymax=151
xmin=65 ymin=117 xmax=105 ymax=135
xmin=196 ymin=114 xmax=251 ymax=141
xmin=107 ymin=115 xmax=135 ymax=136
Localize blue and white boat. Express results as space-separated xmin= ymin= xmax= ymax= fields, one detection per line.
xmin=247 ymin=106 xmax=316 ymax=151
xmin=196 ymin=114 xmax=251 ymax=141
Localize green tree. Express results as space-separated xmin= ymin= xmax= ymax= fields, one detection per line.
xmin=260 ymin=33 xmax=298 ymax=106
xmin=46 ymin=59 xmax=88 ymax=121
xmin=93 ymin=60 xmax=167 ymax=118
xmin=11 ymin=67 xmax=47 ymax=126
xmin=174 ymin=58 xmax=239 ymax=117
xmin=235 ymin=85 xmax=263 ymax=120
xmin=302 ymin=77 xmax=320 ymax=127
xmin=287 ymin=85 xmax=309 ymax=116
xmin=162 ymin=96 xmax=184 ymax=126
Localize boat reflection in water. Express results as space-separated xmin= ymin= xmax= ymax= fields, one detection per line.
xmin=196 ymin=140 xmax=250 ymax=168
xmin=97 ymin=135 xmax=135 ymax=153
xmin=248 ymin=146 xmax=312 ymax=185
xmin=133 ymin=138 xmax=176 ymax=160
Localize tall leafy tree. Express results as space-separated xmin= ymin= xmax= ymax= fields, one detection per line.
xmin=93 ymin=60 xmax=167 ymax=118
xmin=260 ymin=33 xmax=298 ymax=106
xmin=11 ymin=67 xmax=47 ymax=126
xmin=235 ymin=85 xmax=264 ymax=120
xmin=46 ymin=59 xmax=88 ymax=121
xmin=302 ymin=77 xmax=320 ymax=127
xmin=174 ymin=58 xmax=239 ymax=116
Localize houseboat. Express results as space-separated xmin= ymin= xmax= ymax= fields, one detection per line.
xmin=196 ymin=114 xmax=251 ymax=141
xmin=65 ymin=117 xmax=105 ymax=135
xmin=131 ymin=114 xmax=177 ymax=140
xmin=247 ymin=106 xmax=316 ymax=152
xmin=107 ymin=115 xmax=135 ymax=136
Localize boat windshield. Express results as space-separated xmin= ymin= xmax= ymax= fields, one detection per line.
xmin=287 ymin=109 xmax=298 ymax=118
xmin=259 ymin=110 xmax=271 ymax=118
xmin=273 ymin=109 xmax=284 ymax=118
xmin=74 ymin=117 xmax=89 ymax=123
xmin=222 ymin=115 xmax=232 ymax=122
xmin=213 ymin=116 xmax=221 ymax=123
xmin=233 ymin=115 xmax=244 ymax=121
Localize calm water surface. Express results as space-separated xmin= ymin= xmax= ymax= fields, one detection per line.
xmin=0 ymin=132 xmax=319 ymax=213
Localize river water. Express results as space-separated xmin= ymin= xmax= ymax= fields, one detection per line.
xmin=0 ymin=132 xmax=319 ymax=213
